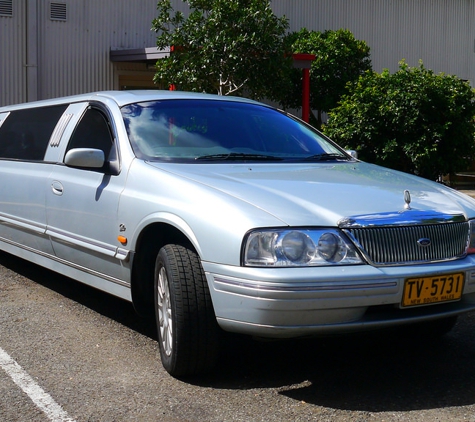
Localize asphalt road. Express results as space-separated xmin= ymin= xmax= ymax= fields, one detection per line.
xmin=1 ymin=250 xmax=475 ymax=422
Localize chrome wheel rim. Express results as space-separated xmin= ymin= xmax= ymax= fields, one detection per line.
xmin=157 ymin=266 xmax=173 ymax=357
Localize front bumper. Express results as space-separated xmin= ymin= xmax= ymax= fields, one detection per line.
xmin=203 ymin=257 xmax=475 ymax=338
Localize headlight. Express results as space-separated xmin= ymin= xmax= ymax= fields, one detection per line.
xmin=282 ymin=231 xmax=315 ymax=263
xmin=243 ymin=228 xmax=363 ymax=267
xmin=317 ymin=232 xmax=347 ymax=263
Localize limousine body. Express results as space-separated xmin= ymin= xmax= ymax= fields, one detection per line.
xmin=1 ymin=90 xmax=475 ymax=377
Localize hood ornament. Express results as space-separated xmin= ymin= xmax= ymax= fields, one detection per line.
xmin=404 ymin=190 xmax=411 ymax=210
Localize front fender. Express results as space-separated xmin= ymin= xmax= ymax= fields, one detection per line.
xmin=128 ymin=211 xmax=202 ymax=257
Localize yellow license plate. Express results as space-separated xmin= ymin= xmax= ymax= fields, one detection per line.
xmin=402 ymin=273 xmax=464 ymax=307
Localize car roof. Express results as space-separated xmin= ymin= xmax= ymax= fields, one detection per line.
xmin=0 ymin=90 xmax=265 ymax=112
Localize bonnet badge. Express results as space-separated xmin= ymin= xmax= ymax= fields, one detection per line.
xmin=404 ymin=190 xmax=411 ymax=210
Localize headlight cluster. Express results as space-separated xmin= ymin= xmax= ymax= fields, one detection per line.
xmin=467 ymin=220 xmax=475 ymax=254
xmin=243 ymin=229 xmax=363 ymax=267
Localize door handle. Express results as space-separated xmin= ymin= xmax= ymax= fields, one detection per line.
xmin=51 ymin=181 xmax=64 ymax=196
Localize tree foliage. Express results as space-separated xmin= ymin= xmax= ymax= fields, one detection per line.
xmin=324 ymin=62 xmax=475 ymax=180
xmin=277 ymin=29 xmax=371 ymax=128
xmin=152 ymin=0 xmax=290 ymax=98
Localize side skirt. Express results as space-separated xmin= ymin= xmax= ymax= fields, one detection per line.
xmin=0 ymin=236 xmax=132 ymax=302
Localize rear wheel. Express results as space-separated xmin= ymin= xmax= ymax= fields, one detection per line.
xmin=154 ymin=244 xmax=220 ymax=377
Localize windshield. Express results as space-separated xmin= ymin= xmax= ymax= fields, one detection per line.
xmin=121 ymin=99 xmax=350 ymax=162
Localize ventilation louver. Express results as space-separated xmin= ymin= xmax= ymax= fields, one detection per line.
xmin=50 ymin=2 xmax=67 ymax=21
xmin=0 ymin=0 xmax=13 ymax=17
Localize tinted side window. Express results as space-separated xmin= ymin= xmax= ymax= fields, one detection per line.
xmin=67 ymin=108 xmax=114 ymax=158
xmin=0 ymin=105 xmax=67 ymax=160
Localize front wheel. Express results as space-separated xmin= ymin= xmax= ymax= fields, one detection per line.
xmin=154 ymin=244 xmax=220 ymax=377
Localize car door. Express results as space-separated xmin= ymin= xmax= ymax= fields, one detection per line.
xmin=0 ymin=106 xmax=67 ymax=256
xmin=46 ymin=104 xmax=130 ymax=285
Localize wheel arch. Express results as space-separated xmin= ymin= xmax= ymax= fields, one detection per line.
xmin=130 ymin=221 xmax=199 ymax=317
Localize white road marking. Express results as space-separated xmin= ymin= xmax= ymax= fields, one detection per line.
xmin=0 ymin=346 xmax=76 ymax=422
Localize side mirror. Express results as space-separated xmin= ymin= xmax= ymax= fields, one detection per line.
xmin=64 ymin=148 xmax=105 ymax=168
xmin=346 ymin=150 xmax=358 ymax=159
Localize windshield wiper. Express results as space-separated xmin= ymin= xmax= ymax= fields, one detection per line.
xmin=196 ymin=153 xmax=283 ymax=161
xmin=304 ymin=153 xmax=351 ymax=161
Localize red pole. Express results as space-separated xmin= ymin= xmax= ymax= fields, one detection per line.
xmin=302 ymin=68 xmax=310 ymax=123
xmin=169 ymin=45 xmax=177 ymax=91
xmin=292 ymin=53 xmax=315 ymax=124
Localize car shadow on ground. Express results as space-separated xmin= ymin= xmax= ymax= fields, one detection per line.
xmin=2 ymin=250 xmax=475 ymax=413
xmin=0 ymin=251 xmax=157 ymax=340
xmin=212 ymin=326 xmax=475 ymax=412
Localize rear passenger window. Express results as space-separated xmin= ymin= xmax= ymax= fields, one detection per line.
xmin=0 ymin=105 xmax=67 ymax=160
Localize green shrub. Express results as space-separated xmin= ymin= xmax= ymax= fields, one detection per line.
xmin=324 ymin=61 xmax=475 ymax=180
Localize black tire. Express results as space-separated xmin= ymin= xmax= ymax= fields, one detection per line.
xmin=154 ymin=244 xmax=220 ymax=377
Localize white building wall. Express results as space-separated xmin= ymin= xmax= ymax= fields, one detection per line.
xmin=271 ymin=0 xmax=475 ymax=83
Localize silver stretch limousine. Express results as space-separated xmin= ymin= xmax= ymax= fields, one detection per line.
xmin=1 ymin=90 xmax=475 ymax=377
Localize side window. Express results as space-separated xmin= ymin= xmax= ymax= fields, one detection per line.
xmin=66 ymin=107 xmax=116 ymax=172
xmin=67 ymin=108 xmax=113 ymax=155
xmin=0 ymin=105 xmax=67 ymax=160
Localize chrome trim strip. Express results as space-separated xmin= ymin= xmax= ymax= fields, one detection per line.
xmin=46 ymin=226 xmax=118 ymax=257
xmin=0 ymin=234 xmax=130 ymax=287
xmin=213 ymin=276 xmax=397 ymax=292
xmin=50 ymin=254 xmax=130 ymax=287
xmin=49 ymin=113 xmax=73 ymax=147
xmin=115 ymin=248 xmax=130 ymax=261
xmin=0 ymin=212 xmax=46 ymax=234
xmin=339 ymin=210 xmax=466 ymax=228
xmin=0 ymin=216 xmax=130 ymax=262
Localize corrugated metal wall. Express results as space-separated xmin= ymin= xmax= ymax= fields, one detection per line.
xmin=37 ymin=0 xmax=160 ymax=100
xmin=1 ymin=0 xmax=475 ymax=106
xmin=1 ymin=0 xmax=166 ymax=106
xmin=271 ymin=0 xmax=475 ymax=82
xmin=0 ymin=0 xmax=27 ymax=106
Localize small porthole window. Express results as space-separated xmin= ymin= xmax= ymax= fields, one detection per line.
xmin=50 ymin=2 xmax=67 ymax=21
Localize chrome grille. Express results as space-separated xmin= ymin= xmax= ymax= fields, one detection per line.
xmin=344 ymin=222 xmax=469 ymax=265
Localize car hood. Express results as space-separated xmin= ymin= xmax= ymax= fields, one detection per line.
xmin=149 ymin=161 xmax=475 ymax=227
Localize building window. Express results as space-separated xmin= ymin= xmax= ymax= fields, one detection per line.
xmin=0 ymin=0 xmax=13 ymax=17
xmin=50 ymin=2 xmax=67 ymax=21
